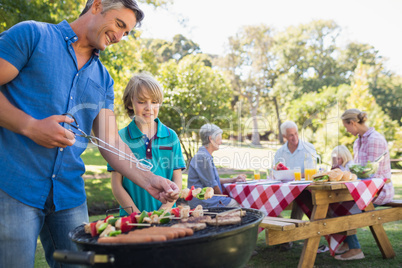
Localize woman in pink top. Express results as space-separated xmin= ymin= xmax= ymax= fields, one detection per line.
xmin=334 ymin=108 xmax=394 ymax=261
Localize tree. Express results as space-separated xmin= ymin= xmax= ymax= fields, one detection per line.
xmin=158 ymin=54 xmax=234 ymax=163
xmin=143 ymin=34 xmax=201 ymax=63
xmin=344 ymin=62 xmax=399 ymax=143
xmin=371 ymin=74 xmax=402 ymax=125
xmin=218 ymin=24 xmax=280 ymax=145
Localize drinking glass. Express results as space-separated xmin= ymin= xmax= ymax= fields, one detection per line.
xmin=294 ymin=167 xmax=302 ymax=181
xmin=254 ymin=169 xmax=261 ymax=180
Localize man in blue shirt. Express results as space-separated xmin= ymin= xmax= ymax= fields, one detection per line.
xmin=0 ymin=0 xmax=179 ymax=267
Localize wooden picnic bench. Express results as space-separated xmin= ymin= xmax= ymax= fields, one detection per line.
xmin=259 ymin=180 xmax=402 ymax=268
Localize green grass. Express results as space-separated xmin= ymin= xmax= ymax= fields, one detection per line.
xmin=34 ymin=146 xmax=402 ymax=267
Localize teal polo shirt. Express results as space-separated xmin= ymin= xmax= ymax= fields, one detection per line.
xmin=107 ymin=117 xmax=186 ymax=214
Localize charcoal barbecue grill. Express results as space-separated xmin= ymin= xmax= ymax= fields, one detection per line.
xmin=54 ymin=207 xmax=265 ymax=268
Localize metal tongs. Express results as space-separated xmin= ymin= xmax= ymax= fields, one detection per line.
xmin=63 ymin=113 xmax=153 ymax=172
xmin=374 ymin=151 xmax=388 ymax=163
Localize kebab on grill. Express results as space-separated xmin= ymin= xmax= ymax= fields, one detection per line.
xmin=98 ymin=226 xmax=194 ymax=244
xmin=84 ymin=209 xmax=172 ymax=237
xmin=84 ymin=204 xmax=205 ymax=237
xmin=179 ymin=186 xmax=218 ymax=201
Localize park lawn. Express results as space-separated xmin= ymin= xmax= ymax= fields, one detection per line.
xmin=35 ymin=147 xmax=402 ymax=267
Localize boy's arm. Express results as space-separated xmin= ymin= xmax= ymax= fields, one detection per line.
xmin=111 ymin=171 xmax=140 ymax=214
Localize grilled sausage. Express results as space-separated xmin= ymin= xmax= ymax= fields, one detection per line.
xmin=98 ymin=234 xmax=166 ymax=244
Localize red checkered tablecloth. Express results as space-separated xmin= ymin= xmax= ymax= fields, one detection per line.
xmin=223 ymin=181 xmax=310 ymax=217
xmin=225 ymin=178 xmax=387 ymax=257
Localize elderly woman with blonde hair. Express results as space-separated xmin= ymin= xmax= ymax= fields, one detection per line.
xmin=187 ymin=124 xmax=246 ymax=208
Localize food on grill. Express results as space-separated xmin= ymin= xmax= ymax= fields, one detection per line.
xmin=130 ymin=226 xmax=193 ymax=239
xmin=223 ymin=210 xmax=247 ymax=217
xmin=97 ymin=226 xmax=194 ymax=244
xmin=181 ymin=215 xmax=212 ymax=223
xmin=171 ymin=222 xmax=207 ymax=231
xmin=179 ymin=186 xmax=216 ymax=200
xmin=190 ymin=205 xmax=204 ymax=217
xmin=98 ymin=234 xmax=165 ymax=244
xmin=84 ymin=209 xmax=173 ymax=237
xmin=85 ymin=205 xmax=247 ymax=244
xmin=99 ymin=224 xmax=116 ymax=238
xmin=179 ymin=205 xmax=191 ymax=218
xmin=206 ymin=216 xmax=242 ymax=226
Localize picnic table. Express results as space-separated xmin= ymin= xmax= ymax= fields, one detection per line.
xmin=223 ymin=178 xmax=400 ymax=268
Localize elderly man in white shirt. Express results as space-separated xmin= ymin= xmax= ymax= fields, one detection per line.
xmin=274 ymin=121 xmax=317 ymax=175
xmin=274 ymin=121 xmax=317 ymax=250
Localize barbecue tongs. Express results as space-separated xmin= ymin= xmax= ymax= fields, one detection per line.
xmin=62 ymin=113 xmax=153 ymax=171
xmin=374 ymin=151 xmax=388 ymax=163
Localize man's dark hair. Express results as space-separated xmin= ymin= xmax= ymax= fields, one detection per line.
xmin=80 ymin=0 xmax=144 ymax=26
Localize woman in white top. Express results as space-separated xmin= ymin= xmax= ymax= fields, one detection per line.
xmin=331 ymin=145 xmax=354 ymax=171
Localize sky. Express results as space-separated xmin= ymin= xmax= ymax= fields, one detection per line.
xmin=139 ymin=0 xmax=402 ymax=75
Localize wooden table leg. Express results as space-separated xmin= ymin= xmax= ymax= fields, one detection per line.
xmin=364 ymin=203 xmax=396 ymax=258
xmin=297 ymin=197 xmax=329 ymax=268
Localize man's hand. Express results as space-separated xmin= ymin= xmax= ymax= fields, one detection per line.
xmin=145 ymin=175 xmax=180 ymax=203
xmin=24 ymin=115 xmax=76 ymax=148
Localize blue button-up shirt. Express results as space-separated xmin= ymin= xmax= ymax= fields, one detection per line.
xmin=274 ymin=140 xmax=317 ymax=174
xmin=0 ymin=20 xmax=114 ymax=211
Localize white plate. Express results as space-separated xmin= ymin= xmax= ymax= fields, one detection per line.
xmin=254 ymin=180 xmax=281 ymax=185
xmin=288 ymin=181 xmax=312 ymax=184
xmin=236 ymin=180 xmax=259 ymax=184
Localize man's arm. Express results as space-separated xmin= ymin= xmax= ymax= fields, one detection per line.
xmin=92 ymin=109 xmax=179 ymax=203
xmin=159 ymin=169 xmax=182 ymax=211
xmin=0 ymin=58 xmax=19 ymax=85
xmin=0 ymin=58 xmax=75 ymax=148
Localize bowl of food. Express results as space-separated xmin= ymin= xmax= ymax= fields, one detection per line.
xmin=349 ymin=161 xmax=379 ymax=179
xmin=272 ymin=169 xmax=295 ymax=182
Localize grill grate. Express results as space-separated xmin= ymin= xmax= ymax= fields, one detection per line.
xmin=71 ymin=207 xmax=264 ymax=245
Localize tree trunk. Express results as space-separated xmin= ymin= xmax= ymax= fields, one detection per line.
xmin=249 ymin=95 xmax=261 ymax=146
xmin=273 ymin=96 xmax=283 ymax=144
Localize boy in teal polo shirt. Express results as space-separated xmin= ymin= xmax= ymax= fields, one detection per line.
xmin=108 ymin=73 xmax=186 ymax=215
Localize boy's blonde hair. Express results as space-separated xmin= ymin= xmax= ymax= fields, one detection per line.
xmin=331 ymin=145 xmax=353 ymax=167
xmin=123 ymin=72 xmax=164 ymax=118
